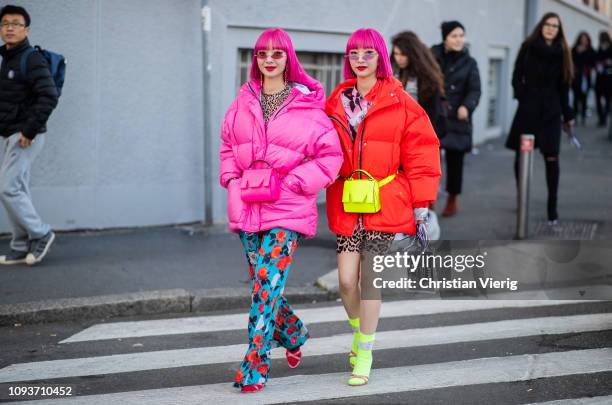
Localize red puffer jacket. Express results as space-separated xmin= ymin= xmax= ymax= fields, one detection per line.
xmin=325 ymin=77 xmax=441 ymax=236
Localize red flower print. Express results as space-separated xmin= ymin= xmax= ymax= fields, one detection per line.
xmin=276 ymin=257 xmax=286 ymax=271
xmin=271 ymin=245 xmax=282 ymax=259
xmin=291 ymin=335 xmax=298 ymax=345
xmin=248 ymin=265 xmax=254 ymax=279
xmin=234 ymin=369 xmax=244 ymax=383
xmin=253 ymin=334 xmax=264 ymax=349
xmin=257 ymin=363 xmax=269 ymax=374
xmin=286 ymin=315 xmax=298 ymax=324
xmin=247 ymin=349 xmax=258 ymax=362
xmin=276 ymin=230 xmax=287 ymax=244
xmin=259 ymin=303 xmax=264 ymax=313
xmin=259 ymin=247 xmax=265 ymax=255
xmin=261 ymin=289 xmax=269 ymax=301
xmin=253 ymin=281 xmax=260 ymax=295
xmin=258 ymin=267 xmax=268 ymax=280
xmin=287 ymin=325 xmax=296 ymax=335
xmin=277 ymin=315 xmax=285 ymax=325
xmin=252 ymin=354 xmax=262 ymax=367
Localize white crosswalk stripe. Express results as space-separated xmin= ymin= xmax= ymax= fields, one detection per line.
xmin=60 ymin=299 xmax=597 ymax=343
xmin=8 ymin=349 xmax=612 ymax=405
xmin=2 ymin=300 xmax=611 ymax=404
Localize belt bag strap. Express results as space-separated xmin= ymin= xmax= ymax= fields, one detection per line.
xmin=348 ymin=169 xmax=396 ymax=187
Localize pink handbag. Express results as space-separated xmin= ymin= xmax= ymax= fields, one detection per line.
xmin=240 ymin=160 xmax=280 ymax=202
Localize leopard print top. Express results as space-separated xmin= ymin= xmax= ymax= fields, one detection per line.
xmin=261 ymin=83 xmax=292 ymax=124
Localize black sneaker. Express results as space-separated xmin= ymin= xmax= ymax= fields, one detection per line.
xmin=26 ymin=231 xmax=56 ymax=265
xmin=0 ymin=249 xmax=28 ymax=265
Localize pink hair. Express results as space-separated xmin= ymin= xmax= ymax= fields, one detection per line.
xmin=249 ymin=28 xmax=309 ymax=85
xmin=343 ymin=28 xmax=394 ymax=80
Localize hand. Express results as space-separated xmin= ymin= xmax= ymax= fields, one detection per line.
xmin=563 ymin=119 xmax=576 ymax=133
xmin=457 ymin=105 xmax=469 ymax=121
xmin=18 ymin=133 xmax=32 ymax=148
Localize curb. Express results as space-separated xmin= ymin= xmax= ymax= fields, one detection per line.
xmin=0 ymin=285 xmax=336 ymax=326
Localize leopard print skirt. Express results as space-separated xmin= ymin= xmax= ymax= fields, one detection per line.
xmin=336 ymin=219 xmax=395 ymax=255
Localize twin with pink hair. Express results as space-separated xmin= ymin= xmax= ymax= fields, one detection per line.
xmin=249 ymin=27 xmax=394 ymax=85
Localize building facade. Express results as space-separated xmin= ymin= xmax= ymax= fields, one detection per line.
xmin=0 ymin=0 xmax=610 ymax=232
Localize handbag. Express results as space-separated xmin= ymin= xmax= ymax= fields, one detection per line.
xmin=342 ymin=169 xmax=395 ymax=213
xmin=240 ymin=160 xmax=280 ymax=202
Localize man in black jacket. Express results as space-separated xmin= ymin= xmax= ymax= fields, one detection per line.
xmin=0 ymin=5 xmax=58 ymax=265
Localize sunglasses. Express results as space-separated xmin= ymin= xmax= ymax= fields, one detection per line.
xmin=256 ymin=50 xmax=286 ymax=60
xmin=347 ymin=50 xmax=378 ymax=61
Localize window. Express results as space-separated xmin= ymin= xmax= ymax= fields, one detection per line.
xmin=487 ymin=59 xmax=503 ymax=128
xmin=236 ymin=49 xmax=344 ymax=96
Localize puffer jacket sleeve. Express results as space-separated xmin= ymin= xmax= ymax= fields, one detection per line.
xmin=400 ymin=110 xmax=442 ymax=204
xmin=462 ymin=59 xmax=481 ymax=114
xmin=283 ymin=116 xmax=342 ymax=195
xmin=219 ymin=100 xmax=241 ymax=189
xmin=21 ymin=52 xmax=59 ymax=140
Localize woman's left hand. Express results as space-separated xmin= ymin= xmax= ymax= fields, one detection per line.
xmin=457 ymin=105 xmax=469 ymax=121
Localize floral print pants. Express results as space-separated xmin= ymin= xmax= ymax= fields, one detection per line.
xmin=233 ymin=227 xmax=310 ymax=388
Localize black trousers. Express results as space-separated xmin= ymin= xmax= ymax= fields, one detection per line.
xmin=595 ymin=84 xmax=610 ymax=125
xmin=445 ymin=149 xmax=465 ymax=195
xmin=573 ymin=88 xmax=589 ymax=122
xmin=514 ymin=151 xmax=560 ymax=221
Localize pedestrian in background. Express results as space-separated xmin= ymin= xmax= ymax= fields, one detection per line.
xmin=431 ymin=21 xmax=481 ymax=218
xmin=219 ymin=28 xmax=342 ymax=393
xmin=595 ymin=31 xmax=612 ymax=128
xmin=391 ymin=30 xmax=446 ymax=239
xmin=0 ymin=5 xmax=58 ymax=266
xmin=326 ymin=28 xmax=440 ymax=387
xmin=571 ymin=31 xmax=596 ymax=126
xmin=505 ymin=12 xmax=575 ymax=225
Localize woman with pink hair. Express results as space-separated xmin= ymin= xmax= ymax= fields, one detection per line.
xmin=326 ymin=28 xmax=441 ymax=386
xmin=219 ymin=28 xmax=342 ymax=393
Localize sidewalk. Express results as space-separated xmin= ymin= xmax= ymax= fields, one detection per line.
xmin=433 ymin=119 xmax=612 ymax=240
xmin=0 ymin=225 xmax=337 ymax=325
xmin=0 ymin=121 xmax=609 ymax=325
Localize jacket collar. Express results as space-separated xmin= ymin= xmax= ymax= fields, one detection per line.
xmin=328 ymin=77 xmax=402 ymax=122
xmin=0 ymin=38 xmax=30 ymax=59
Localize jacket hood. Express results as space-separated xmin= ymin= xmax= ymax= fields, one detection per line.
xmin=326 ymin=76 xmax=404 ymax=117
xmin=241 ymin=73 xmax=326 ymax=111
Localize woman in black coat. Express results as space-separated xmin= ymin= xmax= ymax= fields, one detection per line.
xmin=505 ymin=12 xmax=575 ymax=224
xmin=431 ymin=21 xmax=481 ymax=217
xmin=571 ymin=32 xmax=596 ymax=125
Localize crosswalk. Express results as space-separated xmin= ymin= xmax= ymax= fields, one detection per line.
xmin=2 ymin=298 xmax=611 ymax=404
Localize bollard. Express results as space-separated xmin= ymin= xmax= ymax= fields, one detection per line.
xmin=516 ymin=134 xmax=535 ymax=239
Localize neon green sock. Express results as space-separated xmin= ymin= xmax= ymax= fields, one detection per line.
xmin=348 ymin=332 xmax=374 ymax=386
xmin=348 ymin=318 xmax=360 ymax=353
xmin=347 ymin=318 xmax=360 ymax=367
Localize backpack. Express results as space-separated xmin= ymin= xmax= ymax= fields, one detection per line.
xmin=20 ymin=45 xmax=66 ymax=97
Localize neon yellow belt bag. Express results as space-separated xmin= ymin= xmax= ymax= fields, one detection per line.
xmin=342 ymin=169 xmax=396 ymax=213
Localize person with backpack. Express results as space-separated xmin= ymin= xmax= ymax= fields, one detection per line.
xmin=0 ymin=5 xmax=59 ymax=265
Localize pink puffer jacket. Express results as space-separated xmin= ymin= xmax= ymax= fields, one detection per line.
xmin=219 ymin=77 xmax=342 ymax=237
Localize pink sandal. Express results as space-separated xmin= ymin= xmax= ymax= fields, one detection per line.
xmin=241 ymin=383 xmax=265 ymax=393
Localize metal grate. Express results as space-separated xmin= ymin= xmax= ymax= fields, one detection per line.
xmin=533 ymin=221 xmax=598 ymax=240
